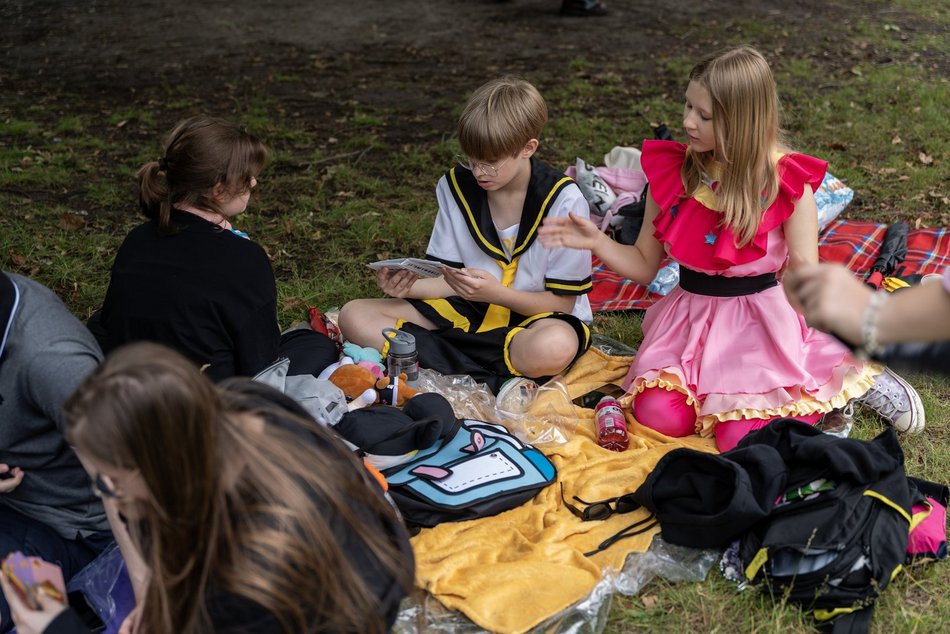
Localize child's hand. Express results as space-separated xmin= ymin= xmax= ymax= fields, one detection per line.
xmin=442 ymin=267 xmax=501 ymax=302
xmin=0 ymin=571 xmax=68 ymax=634
xmin=538 ymin=212 xmax=603 ymax=250
xmin=377 ymin=267 xmax=419 ymax=298
xmin=0 ymin=464 xmax=24 ymax=493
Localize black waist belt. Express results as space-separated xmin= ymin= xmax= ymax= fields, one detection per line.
xmin=678 ymin=268 xmax=778 ymax=297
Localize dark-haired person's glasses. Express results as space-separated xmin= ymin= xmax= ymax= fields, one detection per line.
xmin=454 ymin=154 xmax=512 ymax=178
xmin=91 ymin=473 xmax=121 ymax=499
xmin=560 ymin=483 xmax=641 ymax=521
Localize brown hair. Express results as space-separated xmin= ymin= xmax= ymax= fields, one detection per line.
xmin=64 ymin=343 xmax=412 ymax=634
xmin=457 ymin=76 xmax=548 ymax=160
xmin=137 ymin=116 xmax=268 ymax=233
xmin=681 ymin=46 xmax=787 ymax=247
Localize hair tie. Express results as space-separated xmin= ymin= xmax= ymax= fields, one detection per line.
xmin=158 ymin=157 xmax=169 ymax=171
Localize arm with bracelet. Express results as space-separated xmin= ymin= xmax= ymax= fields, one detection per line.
xmin=785 ymin=263 xmax=950 ymax=375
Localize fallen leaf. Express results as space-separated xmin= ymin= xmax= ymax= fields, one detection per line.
xmin=919 ymin=152 xmax=933 ymax=164
xmin=642 ymin=595 xmax=658 ymax=610
xmin=57 ymin=213 xmax=86 ymax=231
xmin=8 ymin=249 xmax=25 ymax=268
xmin=891 ymin=135 xmax=902 ymax=145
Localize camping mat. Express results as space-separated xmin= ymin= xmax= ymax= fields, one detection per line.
xmin=590 ymin=219 xmax=950 ymax=312
xmin=409 ymin=347 xmax=716 ymax=634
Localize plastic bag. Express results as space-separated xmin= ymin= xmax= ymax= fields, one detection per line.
xmin=415 ymin=368 xmax=580 ymax=445
xmin=64 ymin=542 xmax=129 ymax=629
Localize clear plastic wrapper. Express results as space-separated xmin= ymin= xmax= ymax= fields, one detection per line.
xmin=614 ymin=535 xmax=720 ymax=596
xmin=414 ymin=369 xmax=581 ymax=445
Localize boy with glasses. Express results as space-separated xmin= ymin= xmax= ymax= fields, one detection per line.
xmin=339 ymin=77 xmax=593 ymax=393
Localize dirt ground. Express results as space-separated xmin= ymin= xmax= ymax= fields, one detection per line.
xmin=1 ymin=0 xmax=899 ymax=147
xmin=1 ymin=0 xmax=945 ymax=228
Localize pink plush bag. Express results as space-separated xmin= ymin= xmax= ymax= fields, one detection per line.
xmin=907 ymin=496 xmax=948 ymax=562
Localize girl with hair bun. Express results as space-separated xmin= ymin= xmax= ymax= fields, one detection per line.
xmin=93 ymin=116 xmax=338 ymax=381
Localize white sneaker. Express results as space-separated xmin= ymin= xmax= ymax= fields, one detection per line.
xmin=853 ymin=368 xmax=925 ymax=434
xmin=496 ymin=377 xmax=540 ymax=414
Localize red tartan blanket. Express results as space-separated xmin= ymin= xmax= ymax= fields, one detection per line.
xmin=590 ymin=219 xmax=950 ymax=312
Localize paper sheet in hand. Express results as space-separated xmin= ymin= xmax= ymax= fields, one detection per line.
xmin=367 ymin=258 xmax=449 ymax=278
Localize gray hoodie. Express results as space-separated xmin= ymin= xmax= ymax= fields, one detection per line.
xmin=0 ymin=272 xmax=108 ymax=538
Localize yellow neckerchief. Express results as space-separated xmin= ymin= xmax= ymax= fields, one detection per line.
xmin=477 ymin=257 xmax=520 ymax=333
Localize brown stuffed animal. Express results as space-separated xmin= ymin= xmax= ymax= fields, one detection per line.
xmin=375 ymin=373 xmax=421 ymax=407
xmin=327 ymin=363 xmax=379 ymax=409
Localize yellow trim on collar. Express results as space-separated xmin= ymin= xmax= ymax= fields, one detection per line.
xmin=512 ymin=176 xmax=573 ymax=257
xmin=449 ymin=167 xmax=506 ymax=259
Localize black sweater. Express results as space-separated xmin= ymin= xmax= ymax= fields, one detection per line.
xmin=100 ymin=212 xmax=281 ymax=380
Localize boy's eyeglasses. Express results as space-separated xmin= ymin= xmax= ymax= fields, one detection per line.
xmin=560 ymin=483 xmax=641 ymax=521
xmin=454 ymin=154 xmax=512 ymax=178
xmin=91 ymin=473 xmax=121 ymax=499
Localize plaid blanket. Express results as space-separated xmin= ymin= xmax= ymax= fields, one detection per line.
xmin=590 ymin=219 xmax=950 ymax=312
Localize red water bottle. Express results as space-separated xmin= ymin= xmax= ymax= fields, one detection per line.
xmin=595 ymin=395 xmax=629 ymax=452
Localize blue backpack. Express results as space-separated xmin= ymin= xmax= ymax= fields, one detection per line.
xmin=382 ymin=417 xmax=557 ymax=531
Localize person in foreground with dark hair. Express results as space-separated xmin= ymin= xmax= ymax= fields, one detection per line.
xmin=1 ymin=342 xmax=414 ymax=634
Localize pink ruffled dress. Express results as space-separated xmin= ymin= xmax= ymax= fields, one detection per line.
xmin=623 ymin=140 xmax=880 ymax=437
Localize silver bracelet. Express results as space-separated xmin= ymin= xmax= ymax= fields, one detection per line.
xmin=857 ymin=290 xmax=888 ymax=360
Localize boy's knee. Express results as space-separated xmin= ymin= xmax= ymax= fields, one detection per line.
xmin=512 ymin=323 xmax=578 ymax=376
xmin=546 ymin=329 xmax=580 ymax=370
xmin=339 ymin=299 xmax=371 ymax=330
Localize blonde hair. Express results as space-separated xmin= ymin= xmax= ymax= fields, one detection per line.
xmin=682 ymin=46 xmax=787 ymax=246
xmin=138 ymin=116 xmax=268 ymax=233
xmin=64 ymin=343 xmax=412 ymax=634
xmin=457 ymin=76 xmax=548 ymax=160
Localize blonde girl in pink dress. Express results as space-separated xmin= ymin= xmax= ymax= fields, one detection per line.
xmin=539 ymin=46 xmax=924 ymax=451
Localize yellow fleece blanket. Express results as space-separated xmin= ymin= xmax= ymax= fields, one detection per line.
xmin=410 ymin=347 xmax=716 ymax=633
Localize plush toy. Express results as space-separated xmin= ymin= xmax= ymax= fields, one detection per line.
xmin=326 ymin=363 xmax=378 ymax=410
xmin=376 ymin=373 xmax=421 ymax=407
xmin=342 ymin=342 xmax=385 ymax=372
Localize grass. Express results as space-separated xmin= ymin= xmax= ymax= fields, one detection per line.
xmin=0 ymin=1 xmax=948 ymax=632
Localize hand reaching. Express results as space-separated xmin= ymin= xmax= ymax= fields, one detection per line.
xmin=377 ymin=267 xmax=419 ymax=298
xmin=538 ymin=212 xmax=603 ymax=251
xmin=442 ymin=267 xmax=502 ymax=303
xmin=784 ymin=263 xmax=869 ymax=345
xmin=0 ymin=464 xmax=24 ymax=494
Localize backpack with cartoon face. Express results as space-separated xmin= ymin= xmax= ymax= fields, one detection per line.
xmin=381 ymin=418 xmax=557 ymax=531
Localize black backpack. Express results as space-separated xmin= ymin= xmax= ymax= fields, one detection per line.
xmin=736 ymin=422 xmax=918 ymax=633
